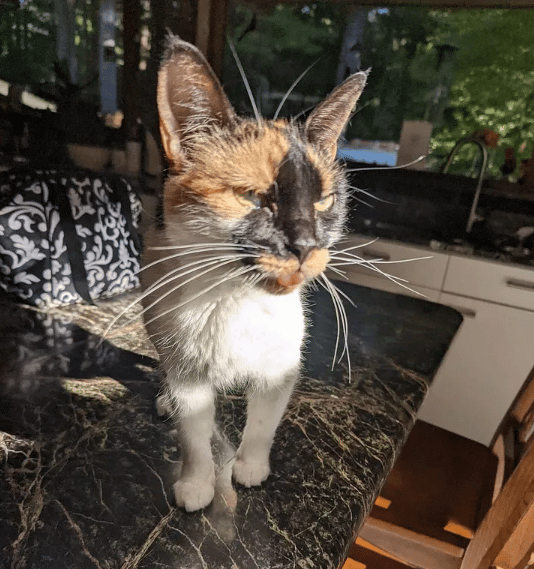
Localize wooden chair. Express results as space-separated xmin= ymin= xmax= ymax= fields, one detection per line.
xmin=344 ymin=365 xmax=534 ymax=569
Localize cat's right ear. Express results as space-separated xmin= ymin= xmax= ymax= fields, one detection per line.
xmin=157 ymin=35 xmax=237 ymax=167
xmin=305 ymin=71 xmax=368 ymax=161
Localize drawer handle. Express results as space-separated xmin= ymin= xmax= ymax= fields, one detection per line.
xmin=360 ymin=249 xmax=391 ymax=261
xmin=505 ymin=278 xmax=534 ymax=292
xmin=447 ymin=304 xmax=477 ymax=318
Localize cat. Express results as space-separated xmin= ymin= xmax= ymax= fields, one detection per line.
xmin=140 ymin=35 xmax=367 ymax=512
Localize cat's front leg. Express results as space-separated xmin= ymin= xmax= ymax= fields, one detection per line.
xmin=169 ymin=383 xmax=216 ymax=511
xmin=233 ymin=370 xmax=298 ymax=487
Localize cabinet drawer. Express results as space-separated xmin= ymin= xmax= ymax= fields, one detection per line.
xmin=326 ymin=270 xmax=439 ymax=302
xmin=443 ymin=255 xmax=534 ymax=311
xmin=333 ymin=235 xmax=447 ymax=291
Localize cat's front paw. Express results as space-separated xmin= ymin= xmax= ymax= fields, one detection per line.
xmin=173 ymin=478 xmax=215 ymax=512
xmin=155 ymin=394 xmax=172 ymax=417
xmin=232 ymin=458 xmax=270 ymax=487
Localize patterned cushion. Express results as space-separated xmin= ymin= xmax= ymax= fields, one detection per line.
xmin=0 ymin=169 xmax=142 ymax=306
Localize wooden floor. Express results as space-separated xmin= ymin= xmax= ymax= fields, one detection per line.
xmin=343 ymin=538 xmax=416 ymax=569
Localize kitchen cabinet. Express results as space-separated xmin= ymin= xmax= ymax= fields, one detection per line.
xmin=418 ymin=292 xmax=534 ymax=444
xmin=339 ymin=234 xmax=534 ymax=445
xmin=326 ymin=269 xmax=440 ymax=302
xmin=443 ymin=254 xmax=534 ymax=311
xmin=333 ymin=236 xmax=448 ymax=291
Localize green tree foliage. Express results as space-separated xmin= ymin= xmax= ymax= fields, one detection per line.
xmin=353 ymin=7 xmax=440 ymax=142
xmin=0 ymin=0 xmax=102 ymax=103
xmin=223 ymin=4 xmax=345 ymax=118
xmin=428 ymin=9 xmax=534 ymax=177
xmin=0 ymin=1 xmax=57 ymax=87
xmin=1 ymin=0 xmax=532 ymax=178
xmin=225 ymin=5 xmax=534 ymax=179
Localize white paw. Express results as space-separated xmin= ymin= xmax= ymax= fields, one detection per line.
xmin=155 ymin=394 xmax=171 ymax=417
xmin=173 ymin=478 xmax=215 ymax=512
xmin=232 ymin=458 xmax=270 ymax=487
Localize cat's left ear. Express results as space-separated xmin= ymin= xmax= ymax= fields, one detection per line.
xmin=157 ymin=35 xmax=237 ymax=168
xmin=305 ymin=71 xmax=368 ymax=161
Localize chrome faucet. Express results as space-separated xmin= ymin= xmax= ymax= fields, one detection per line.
xmin=441 ymin=132 xmax=489 ymax=233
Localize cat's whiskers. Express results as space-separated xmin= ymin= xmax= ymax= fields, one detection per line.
xmin=328 ymin=281 xmax=351 ymax=371
xmin=324 ymin=279 xmax=356 ymax=308
xmin=140 ymin=244 xmax=261 ymax=273
xmin=327 ymin=277 xmax=350 ymax=363
xmin=144 ymin=264 xmax=258 ymax=329
xmin=324 ymin=247 xmax=430 ymax=348
xmin=328 ymin=252 xmax=427 ymax=297
xmin=273 ymin=60 xmax=318 ymax=121
xmin=319 ymin=274 xmax=341 ymax=368
xmin=121 ymin=256 xmax=253 ymax=326
xmin=148 ymin=242 xmax=264 ymax=252
xmin=334 ymin=238 xmax=380 ymax=252
xmin=330 ymin=251 xmax=432 ymax=267
xmin=344 ymin=155 xmax=425 ymax=173
xmin=347 ymin=185 xmax=396 ymax=205
xmin=326 ymin=265 xmax=347 ymax=279
xmin=145 ymin=253 xmax=259 ymax=293
xmin=319 ymin=274 xmax=351 ymax=381
xmin=350 ymin=194 xmax=375 ymax=208
xmin=228 ymin=40 xmax=260 ymax=121
xmin=329 ymin=253 xmax=406 ymax=279
xmin=104 ymin=253 xmax=257 ymax=335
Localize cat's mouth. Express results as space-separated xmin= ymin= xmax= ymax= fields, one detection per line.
xmin=276 ymin=271 xmax=305 ymax=288
xmin=256 ymin=249 xmax=329 ymax=294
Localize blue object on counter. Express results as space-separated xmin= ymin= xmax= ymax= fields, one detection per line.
xmin=337 ymin=147 xmax=397 ymax=166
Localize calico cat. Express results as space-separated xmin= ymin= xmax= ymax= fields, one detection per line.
xmin=140 ymin=36 xmax=367 ymax=512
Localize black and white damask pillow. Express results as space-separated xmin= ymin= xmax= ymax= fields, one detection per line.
xmin=0 ymin=169 xmax=142 ymax=307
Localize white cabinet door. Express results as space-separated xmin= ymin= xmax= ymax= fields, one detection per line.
xmin=418 ymin=292 xmax=534 ymax=445
xmin=334 ymin=235 xmax=448 ymax=291
xmin=443 ymin=254 xmax=534 ymax=311
xmin=328 ymin=269 xmax=440 ymax=302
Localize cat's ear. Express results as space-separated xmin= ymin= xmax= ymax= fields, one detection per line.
xmin=305 ymin=71 xmax=368 ymax=161
xmin=157 ymin=35 xmax=237 ymax=166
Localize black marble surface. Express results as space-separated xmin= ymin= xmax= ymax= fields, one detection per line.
xmin=0 ymin=281 xmax=462 ymax=569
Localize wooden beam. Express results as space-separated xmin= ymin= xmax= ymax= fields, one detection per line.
xmin=171 ymin=0 xmax=197 ymax=45
xmin=248 ymin=0 xmax=534 ymax=9
xmin=122 ymin=0 xmax=141 ymax=140
xmin=359 ymin=518 xmax=464 ymax=569
xmin=196 ymin=0 xmax=229 ymax=78
xmin=459 ymin=446 xmax=534 ymax=569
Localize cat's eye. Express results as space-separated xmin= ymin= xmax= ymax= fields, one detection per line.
xmin=241 ymin=190 xmax=262 ymax=209
xmin=314 ymin=194 xmax=335 ymax=212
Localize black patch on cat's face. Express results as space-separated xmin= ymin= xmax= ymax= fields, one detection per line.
xmin=275 ymin=144 xmax=322 ymax=261
xmin=232 ymin=141 xmax=346 ymax=261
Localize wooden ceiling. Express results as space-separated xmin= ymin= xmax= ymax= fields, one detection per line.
xmin=246 ymin=0 xmax=534 ymax=8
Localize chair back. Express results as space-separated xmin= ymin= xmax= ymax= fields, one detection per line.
xmin=460 ymin=366 xmax=534 ymax=569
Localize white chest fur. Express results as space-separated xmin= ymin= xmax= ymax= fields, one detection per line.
xmin=141 ymin=225 xmax=306 ymax=390
xmin=169 ymin=284 xmax=305 ymax=388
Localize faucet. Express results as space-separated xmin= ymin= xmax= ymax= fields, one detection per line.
xmin=441 ymin=132 xmax=489 ymax=233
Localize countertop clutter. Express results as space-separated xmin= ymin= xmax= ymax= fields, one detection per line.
xmin=0 ymin=282 xmax=461 ymax=569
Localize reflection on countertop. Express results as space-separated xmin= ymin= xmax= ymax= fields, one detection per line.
xmin=0 ymin=284 xmax=461 ymax=569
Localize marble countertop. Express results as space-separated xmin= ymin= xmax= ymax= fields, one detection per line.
xmin=0 ymin=281 xmax=462 ymax=569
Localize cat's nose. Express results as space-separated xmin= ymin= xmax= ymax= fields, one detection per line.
xmin=288 ymin=244 xmax=314 ymax=263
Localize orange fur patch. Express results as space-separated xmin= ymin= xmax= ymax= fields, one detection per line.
xmin=301 ymin=249 xmax=330 ymax=278
xmin=257 ymin=254 xmax=300 ymax=277
xmin=164 ymin=121 xmax=290 ymax=218
xmin=258 ymin=249 xmax=330 ymax=294
xmin=204 ymin=190 xmax=256 ymax=218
